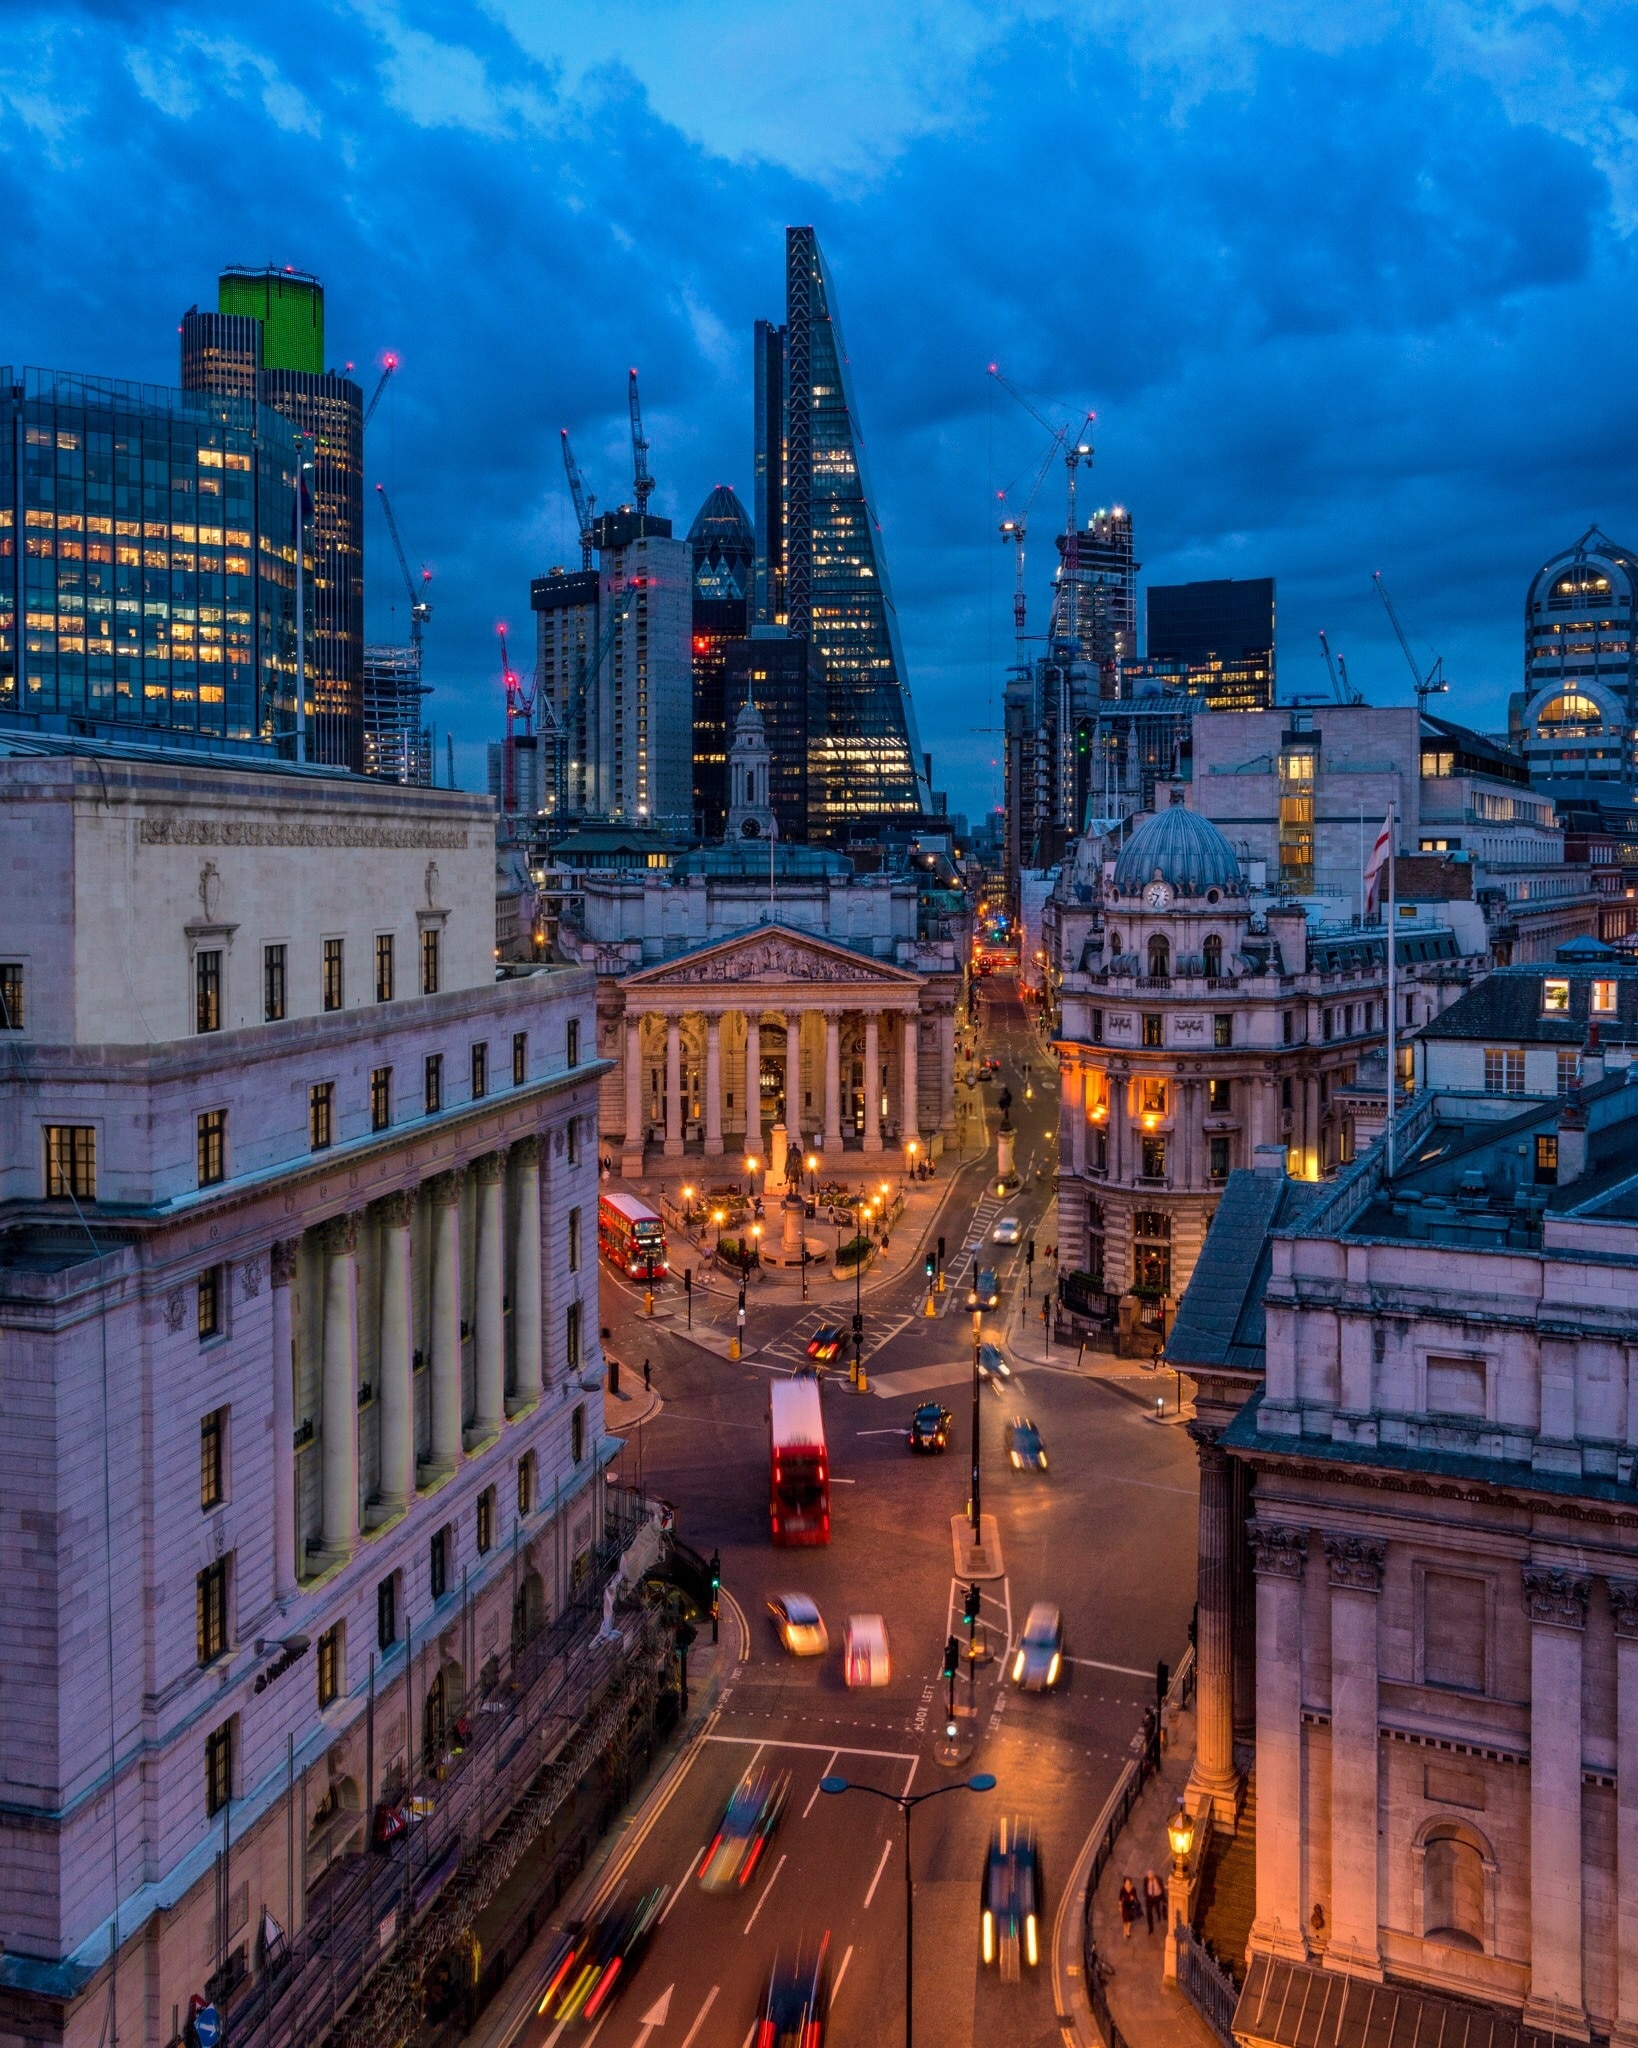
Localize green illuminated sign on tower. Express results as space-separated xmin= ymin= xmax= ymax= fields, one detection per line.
xmin=218 ymin=268 xmax=323 ymax=375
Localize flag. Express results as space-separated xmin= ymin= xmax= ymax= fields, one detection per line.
xmin=1363 ymin=810 xmax=1393 ymax=915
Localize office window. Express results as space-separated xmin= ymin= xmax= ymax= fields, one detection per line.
xmin=568 ymin=1207 xmax=581 ymax=1272
xmin=0 ymin=962 xmax=23 ymax=1029
xmin=471 ymin=1042 xmax=488 ymax=1099
xmin=424 ymin=1053 xmax=443 ymax=1115
xmin=566 ymin=1300 xmax=582 ymax=1372
xmin=196 ymin=1109 xmax=226 ymax=1188
xmin=309 ymin=1083 xmax=335 ymax=1150
xmin=1140 ymin=1135 xmax=1168 ymax=1180
xmin=517 ymin=1452 xmax=536 ymax=1517
xmin=1542 ymin=977 xmax=1570 ymax=1015
xmin=1483 ymin=1048 xmax=1526 ymax=1095
xmin=1140 ymin=1079 xmax=1167 ymax=1115
xmin=566 ymin=1116 xmax=579 ymax=1166
xmin=263 ymin=944 xmax=287 ymax=1022
xmin=476 ymin=1486 xmax=495 ymax=1556
xmin=1142 ymin=1013 xmax=1162 ymax=1049
xmin=377 ymin=1573 xmax=399 ymax=1651
xmin=1208 ymin=1078 xmax=1232 ymax=1113
xmin=370 ymin=1066 xmax=392 ymax=1133
xmin=317 ymin=1623 xmax=343 ymax=1709
xmin=375 ymin=933 xmax=395 ymax=1004
xmin=1212 ymin=1014 xmax=1231 ymax=1048
xmin=513 ymin=1031 xmax=528 ymax=1085
xmin=197 ymin=1269 xmax=223 ymax=1342
xmin=195 ymin=949 xmax=222 ymax=1034
xmin=430 ymin=1527 xmax=448 ymax=1602
xmin=322 ymin=938 xmax=344 ymax=1012
xmin=197 ymin=1558 xmax=229 ymax=1665
xmin=567 ymin=1017 xmax=581 ymax=1068
xmin=1209 ymin=1136 xmax=1231 ymax=1182
xmin=45 ymin=1125 xmax=96 ymax=1200
xmin=571 ymin=1402 xmax=586 ymax=1464
xmin=421 ymin=927 xmax=441 ymax=996
xmin=200 ymin=1407 xmax=226 ymax=1508
xmin=204 ymin=1720 xmax=234 ymax=1817
xmin=1592 ymin=979 xmax=1618 ymax=1015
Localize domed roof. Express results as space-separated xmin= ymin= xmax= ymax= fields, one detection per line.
xmin=1111 ymin=795 xmax=1244 ymax=899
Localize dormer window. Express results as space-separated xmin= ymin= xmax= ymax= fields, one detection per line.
xmin=1592 ymin=979 xmax=1618 ymax=1015
xmin=1542 ymin=978 xmax=1570 ymax=1014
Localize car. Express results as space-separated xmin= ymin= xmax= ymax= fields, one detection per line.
xmin=981 ymin=1818 xmax=1042 ymax=1981
xmin=539 ymin=1885 xmax=669 ymax=2024
xmin=1011 ymin=1604 xmax=1064 ymax=1692
xmin=805 ymin=1324 xmax=844 ymax=1363
xmin=972 ymin=1268 xmax=1001 ymax=1309
xmin=976 ymin=1342 xmax=1013 ymax=1396
xmin=1007 ymin=1417 xmax=1047 ymax=1471
xmin=992 ymin=1216 xmax=1022 ymax=1246
xmin=909 ymin=1401 xmax=953 ymax=1453
xmin=843 ymin=1613 xmax=891 ymax=1688
xmin=755 ymin=1934 xmax=831 ymax=2047
xmin=700 ymin=1765 xmax=792 ymax=1891
xmin=768 ymin=1592 xmax=829 ymax=1657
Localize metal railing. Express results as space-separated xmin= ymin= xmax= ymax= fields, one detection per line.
xmin=1177 ymin=1926 xmax=1239 ymax=2046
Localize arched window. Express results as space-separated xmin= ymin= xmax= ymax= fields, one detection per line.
xmin=1423 ymin=1828 xmax=1485 ymax=1950
xmin=1148 ymin=936 xmax=1170 ymax=979
xmin=1203 ymin=935 xmax=1222 ymax=978
xmin=1537 ymin=693 xmax=1603 ymax=732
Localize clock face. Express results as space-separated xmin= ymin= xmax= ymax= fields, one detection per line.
xmin=1145 ymin=881 xmax=1173 ymax=909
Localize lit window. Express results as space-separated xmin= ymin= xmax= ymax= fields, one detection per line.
xmin=317 ymin=1623 xmax=343 ymax=1709
xmin=421 ymin=927 xmax=441 ymax=995
xmin=46 ymin=1124 xmax=97 ymax=1199
xmin=309 ymin=1082 xmax=334 ymax=1151
xmin=197 ymin=1268 xmax=223 ymax=1342
xmin=1592 ymin=979 xmax=1618 ymax=1015
xmin=322 ymin=938 xmax=344 ymax=1012
xmin=197 ymin=1558 xmax=229 ymax=1665
xmin=263 ymin=945 xmax=287 ymax=1022
xmin=197 ymin=1109 xmax=226 ymax=1187
xmin=370 ymin=1066 xmax=392 ymax=1133
xmin=0 ymin=962 xmax=23 ymax=1029
xmin=375 ymin=934 xmax=395 ymax=1004
xmin=204 ymin=1720 xmax=234 ymax=1816
xmin=200 ymin=1407 xmax=226 ymax=1507
xmin=195 ymin=949 xmax=222 ymax=1033
xmin=424 ymin=1053 xmax=443 ymax=1115
xmin=1542 ymin=979 xmax=1570 ymax=1014
xmin=471 ymin=1042 xmax=488 ymax=1100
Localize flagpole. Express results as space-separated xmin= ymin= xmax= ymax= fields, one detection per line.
xmin=1386 ymin=799 xmax=1396 ymax=1178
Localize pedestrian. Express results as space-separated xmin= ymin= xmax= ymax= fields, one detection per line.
xmin=643 ymin=1357 xmax=651 ymax=1392
xmin=1143 ymin=1869 xmax=1164 ymax=1934
xmin=1118 ymin=1877 xmax=1141 ymax=1941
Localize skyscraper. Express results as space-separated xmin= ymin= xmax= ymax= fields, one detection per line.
xmin=181 ymin=268 xmax=364 ymax=771
xmin=725 ymin=629 xmax=826 ymax=842
xmin=1140 ymin=575 xmax=1276 ymax=712
xmin=1520 ymin=528 xmax=1638 ymax=799
xmin=689 ymin=484 xmax=755 ymax=840
xmin=754 ymin=228 xmax=929 ymax=834
xmin=1052 ymin=506 xmax=1138 ymax=696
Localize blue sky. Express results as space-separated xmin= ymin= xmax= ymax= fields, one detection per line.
xmin=4 ymin=1 xmax=1635 ymax=820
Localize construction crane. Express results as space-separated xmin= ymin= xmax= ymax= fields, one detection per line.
xmin=363 ymin=353 xmax=399 ymax=428
xmin=375 ymin=484 xmax=432 ymax=648
xmin=987 ymin=367 xmax=1092 ymax=655
xmin=1373 ymin=570 xmax=1448 ymax=711
xmin=559 ymin=429 xmax=597 ymax=570
xmin=997 ymin=430 xmax=1068 ymax=657
xmin=497 ymin=624 xmax=539 ymax=820
xmin=1317 ymin=628 xmax=1363 ymax=705
xmin=627 ymin=368 xmax=654 ymax=516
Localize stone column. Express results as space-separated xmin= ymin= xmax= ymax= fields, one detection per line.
xmin=376 ymin=1193 xmax=415 ymax=1511
xmin=863 ymin=1011 xmax=882 ymax=1152
xmin=319 ymin=1213 xmax=360 ymax=1562
xmin=664 ymin=1015 xmax=684 ymax=1157
xmin=902 ymin=1007 xmax=920 ymax=1145
xmin=1324 ymin=1534 xmax=1386 ymax=1976
xmin=704 ymin=1017 xmax=724 ymax=1156
xmin=270 ymin=1239 xmax=299 ymax=1601
xmin=745 ymin=1015 xmax=762 ymax=1156
xmin=623 ymin=1013 xmax=643 ymax=1172
xmin=1187 ymin=1425 xmax=1240 ymax=1825
xmin=1249 ymin=1522 xmax=1309 ymax=1961
xmin=1523 ymin=1565 xmax=1591 ymax=2035
xmin=470 ymin=1153 xmax=506 ymax=1441
xmin=1064 ymin=1057 xmax=1086 ymax=1177
xmin=1231 ymin=1456 xmax=1256 ymax=1739
xmin=1610 ymin=1580 xmax=1638 ymax=2048
xmin=1302 ymin=1074 xmax=1320 ymax=1179
xmin=427 ymin=1169 xmax=464 ymax=1475
xmin=785 ymin=1014 xmax=803 ymax=1151
xmin=510 ymin=1136 xmax=543 ymax=1404
xmin=824 ymin=1013 xmax=843 ymax=1150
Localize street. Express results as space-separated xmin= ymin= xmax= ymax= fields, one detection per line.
xmin=501 ymin=980 xmax=1198 ymax=2048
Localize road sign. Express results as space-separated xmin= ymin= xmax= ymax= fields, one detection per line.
xmin=190 ymin=1999 xmax=220 ymax=2048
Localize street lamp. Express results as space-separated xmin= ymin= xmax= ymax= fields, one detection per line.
xmin=851 ymin=1195 xmax=869 ymax=1386
xmin=969 ymin=1298 xmax=983 ymax=1538
xmin=1163 ymin=1798 xmax=1196 ymax=1982
xmin=1167 ymin=1798 xmax=1196 ymax=1875
xmin=681 ymin=1183 xmax=695 ymax=1226
xmin=745 ymin=1154 xmax=760 ymax=1198
xmin=805 ymin=1151 xmax=818 ymax=1197
xmin=905 ymin=1137 xmax=919 ymax=1184
xmin=712 ymin=1207 xmax=726 ymax=1254
xmin=820 ymin=1772 xmax=995 ymax=2048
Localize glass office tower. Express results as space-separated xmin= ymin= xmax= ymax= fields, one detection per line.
xmin=689 ymin=483 xmax=755 ymax=840
xmin=0 ymin=367 xmax=300 ymax=750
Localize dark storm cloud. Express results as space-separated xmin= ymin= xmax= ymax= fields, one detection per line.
xmin=2 ymin=2 xmax=1631 ymax=813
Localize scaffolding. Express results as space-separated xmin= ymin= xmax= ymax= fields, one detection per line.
xmin=363 ymin=644 xmax=433 ymax=787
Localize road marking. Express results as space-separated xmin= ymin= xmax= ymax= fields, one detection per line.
xmin=706 ymin=1734 xmax=918 ymax=1762
xmin=677 ymin=1986 xmax=720 ymax=2048
xmin=1068 ymin=1656 xmax=1152 ymax=1678
xmin=741 ymin=2028 xmax=756 ymax=2048
xmin=631 ymin=1985 xmax=672 ymax=2046
xmin=854 ymin=1427 xmax=907 ymax=1436
xmin=583 ymin=2013 xmax=610 ymax=2047
xmin=803 ymin=1752 xmax=840 ymax=1818
xmin=660 ymin=1848 xmax=702 ymax=1920
xmin=585 ymin=1713 xmax=713 ymax=1916
xmin=832 ymin=1945 xmax=854 ymax=2000
xmin=742 ymin=1853 xmax=786 ymax=1934
xmin=863 ymin=1837 xmax=895 ymax=1909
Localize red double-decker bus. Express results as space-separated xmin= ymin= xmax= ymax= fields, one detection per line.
xmin=598 ymin=1191 xmax=668 ymax=1281
xmin=770 ymin=1375 xmax=830 ymax=1546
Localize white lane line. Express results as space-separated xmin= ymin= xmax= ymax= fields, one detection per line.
xmin=707 ymin=1734 xmax=918 ymax=1761
xmin=741 ymin=2028 xmax=756 ymax=2048
xmin=678 ymin=1987 xmax=720 ymax=2048
xmin=803 ymin=1752 xmax=840 ymax=1819
xmin=583 ymin=2012 xmax=609 ymax=2047
xmin=1068 ymin=1655 xmax=1152 ymax=1678
xmin=863 ymin=1837 xmax=894 ymax=1909
xmin=742 ymin=1853 xmax=787 ymax=1935
xmin=901 ymin=1752 xmax=919 ymax=1799
xmin=854 ymin=1428 xmax=907 ymax=1436
xmin=832 ymin=1945 xmax=855 ymax=2001
xmin=659 ymin=1848 xmax=702 ymax=1921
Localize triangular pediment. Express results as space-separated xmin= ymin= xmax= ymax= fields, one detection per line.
xmin=620 ymin=922 xmax=923 ymax=990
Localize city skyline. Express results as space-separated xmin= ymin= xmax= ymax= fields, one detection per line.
xmin=4 ymin=2 xmax=1635 ymax=818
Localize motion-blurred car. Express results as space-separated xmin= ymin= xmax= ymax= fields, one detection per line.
xmin=843 ymin=1613 xmax=891 ymax=1688
xmin=972 ymin=1268 xmax=1001 ymax=1309
xmin=981 ymin=1818 xmax=1042 ymax=1981
xmin=991 ymin=1216 xmax=1022 ymax=1245
xmin=1007 ymin=1418 xmax=1047 ymax=1471
xmin=805 ymin=1324 xmax=844 ymax=1363
xmin=755 ymin=1934 xmax=831 ymax=2048
xmin=1011 ymin=1604 xmax=1064 ymax=1693
xmin=700 ymin=1766 xmax=791 ymax=1892
xmin=909 ymin=1401 xmax=953 ymax=1453
xmin=538 ymin=1885 xmax=668 ymax=2024
xmin=976 ymin=1342 xmax=1013 ymax=1396
xmin=768 ymin=1593 xmax=828 ymax=1657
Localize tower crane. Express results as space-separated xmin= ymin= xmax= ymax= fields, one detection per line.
xmin=627 ymin=368 xmax=654 ymax=516
xmin=997 ymin=429 xmax=1068 ymax=658
xmin=559 ymin=429 xmax=597 ymax=570
xmin=363 ymin=353 xmax=399 ymax=428
xmin=1373 ymin=571 xmax=1448 ymax=712
xmin=1317 ymin=628 xmax=1363 ymax=705
xmin=374 ymin=484 xmax=432 ymax=649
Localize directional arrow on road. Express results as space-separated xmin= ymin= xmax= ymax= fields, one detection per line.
xmin=632 ymin=1985 xmax=673 ymax=2045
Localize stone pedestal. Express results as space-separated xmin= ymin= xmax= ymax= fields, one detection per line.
xmin=997 ymin=1120 xmax=1017 ymax=1186
xmin=769 ymin=1121 xmax=789 ymax=1191
xmin=781 ymin=1192 xmax=806 ymax=1266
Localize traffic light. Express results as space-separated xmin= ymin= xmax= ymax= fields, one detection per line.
xmin=683 ymin=1267 xmax=693 ymax=1294
xmin=943 ymin=1634 xmax=961 ymax=1680
xmin=925 ymin=1251 xmax=936 ymax=1282
xmin=964 ymin=1582 xmax=981 ymax=1625
xmin=852 ymin=1311 xmax=864 ymax=1337
xmin=709 ymin=1549 xmax=721 ymax=1606
xmin=937 ymin=1236 xmax=946 ymax=1265
xmin=1026 ymin=1238 xmax=1035 ymax=1264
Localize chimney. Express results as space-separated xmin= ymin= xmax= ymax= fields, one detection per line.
xmin=1557 ymin=1091 xmax=1589 ymax=1187
xmin=1253 ymin=1144 xmax=1288 ymax=1177
xmin=1583 ymin=1019 xmax=1605 ymax=1087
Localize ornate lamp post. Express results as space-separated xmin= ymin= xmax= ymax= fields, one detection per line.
xmin=1163 ymin=1798 xmax=1196 ymax=1981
